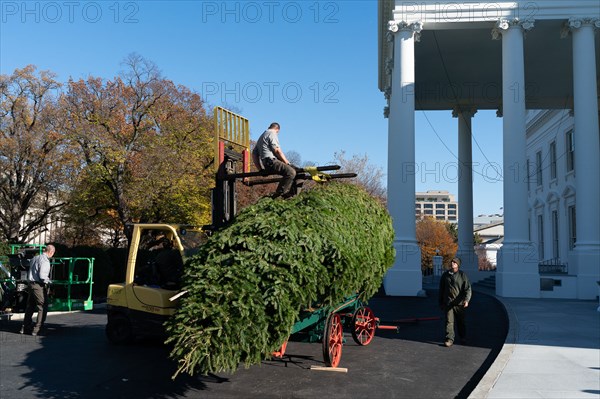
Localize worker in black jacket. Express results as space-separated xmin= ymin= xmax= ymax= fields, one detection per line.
xmin=439 ymin=257 xmax=472 ymax=347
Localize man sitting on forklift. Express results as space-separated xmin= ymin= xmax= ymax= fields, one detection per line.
xmin=252 ymin=122 xmax=296 ymax=198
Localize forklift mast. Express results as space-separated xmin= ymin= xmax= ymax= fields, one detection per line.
xmin=211 ymin=107 xmax=250 ymax=229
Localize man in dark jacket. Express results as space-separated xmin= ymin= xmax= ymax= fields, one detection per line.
xmin=439 ymin=257 xmax=472 ymax=347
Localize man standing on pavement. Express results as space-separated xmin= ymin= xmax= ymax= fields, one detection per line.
xmin=21 ymin=244 xmax=55 ymax=336
xmin=439 ymin=257 xmax=472 ymax=347
xmin=252 ymin=122 xmax=296 ymax=198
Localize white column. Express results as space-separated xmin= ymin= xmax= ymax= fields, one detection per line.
xmin=453 ymin=107 xmax=479 ymax=278
xmin=493 ymin=19 xmax=540 ymax=298
xmin=568 ymin=18 xmax=600 ymax=299
xmin=384 ymin=20 xmax=424 ymax=296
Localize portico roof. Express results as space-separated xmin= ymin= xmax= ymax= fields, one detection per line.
xmin=378 ymin=1 xmax=600 ymax=110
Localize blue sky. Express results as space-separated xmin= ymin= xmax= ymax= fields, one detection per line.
xmin=0 ymin=0 xmax=504 ymax=216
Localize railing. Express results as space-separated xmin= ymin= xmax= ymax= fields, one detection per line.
xmin=538 ymin=258 xmax=568 ymax=274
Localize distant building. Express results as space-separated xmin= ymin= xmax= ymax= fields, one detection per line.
xmin=474 ymin=218 xmax=504 ymax=268
xmin=415 ymin=190 xmax=458 ymax=223
xmin=474 ymin=215 xmax=504 ymax=229
xmin=23 ymin=216 xmax=64 ymax=246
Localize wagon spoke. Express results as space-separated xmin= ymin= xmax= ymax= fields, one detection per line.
xmin=351 ymin=306 xmax=376 ymax=346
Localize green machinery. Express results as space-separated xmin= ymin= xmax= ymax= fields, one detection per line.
xmin=0 ymin=244 xmax=94 ymax=312
xmin=49 ymin=256 xmax=94 ymax=311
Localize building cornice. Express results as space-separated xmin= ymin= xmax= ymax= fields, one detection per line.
xmin=526 ymin=109 xmax=572 ymax=139
xmin=388 ymin=1 xmax=600 ymax=25
xmin=527 ymin=109 xmax=560 ymax=132
xmin=378 ymin=0 xmax=600 ymax=93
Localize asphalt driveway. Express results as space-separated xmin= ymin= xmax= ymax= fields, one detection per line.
xmin=0 ymin=289 xmax=507 ymax=399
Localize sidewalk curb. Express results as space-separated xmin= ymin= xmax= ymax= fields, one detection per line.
xmin=468 ymin=290 xmax=518 ymax=399
xmin=2 ymin=303 xmax=107 ymax=322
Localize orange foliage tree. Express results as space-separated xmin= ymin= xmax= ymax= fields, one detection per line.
xmin=416 ymin=217 xmax=458 ymax=273
xmin=61 ymin=55 xmax=213 ymax=246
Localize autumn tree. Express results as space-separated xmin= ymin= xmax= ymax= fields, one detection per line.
xmin=51 ymin=172 xmax=122 ymax=247
xmin=476 ymin=245 xmax=494 ymax=270
xmin=446 ymin=222 xmax=458 ymax=243
xmin=416 ymin=217 xmax=458 ymax=274
xmin=0 ymin=66 xmax=78 ymax=243
xmin=61 ymin=55 xmax=213 ymax=246
xmin=333 ymin=151 xmax=386 ymax=203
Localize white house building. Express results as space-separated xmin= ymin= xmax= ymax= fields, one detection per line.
xmin=525 ymin=109 xmax=594 ymax=298
xmin=379 ymin=0 xmax=600 ymax=299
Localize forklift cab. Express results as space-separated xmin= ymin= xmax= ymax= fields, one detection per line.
xmin=106 ymin=224 xmax=208 ymax=343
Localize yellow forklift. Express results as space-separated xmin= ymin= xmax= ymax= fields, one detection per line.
xmin=105 ymin=107 xmax=354 ymax=343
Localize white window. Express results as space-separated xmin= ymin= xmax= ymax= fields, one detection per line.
xmin=526 ymin=159 xmax=531 ymax=191
xmin=568 ymin=205 xmax=576 ymax=250
xmin=552 ymin=210 xmax=559 ymax=259
xmin=536 ymin=151 xmax=543 ymax=187
xmin=550 ymin=141 xmax=557 ymax=180
xmin=566 ymin=130 xmax=575 ymax=172
xmin=537 ymin=214 xmax=544 ymax=260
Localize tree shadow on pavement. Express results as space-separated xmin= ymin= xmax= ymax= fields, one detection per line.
xmin=367 ymin=291 xmax=508 ymax=399
xmin=0 ymin=311 xmax=213 ymax=399
xmin=369 ymin=290 xmax=508 ymax=350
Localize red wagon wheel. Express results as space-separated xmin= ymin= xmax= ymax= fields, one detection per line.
xmin=351 ymin=306 xmax=376 ymax=346
xmin=322 ymin=313 xmax=343 ymax=367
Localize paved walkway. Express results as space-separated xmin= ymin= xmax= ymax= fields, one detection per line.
xmin=469 ymin=294 xmax=600 ymax=399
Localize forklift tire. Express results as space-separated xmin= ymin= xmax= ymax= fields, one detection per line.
xmin=106 ymin=314 xmax=133 ymax=344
